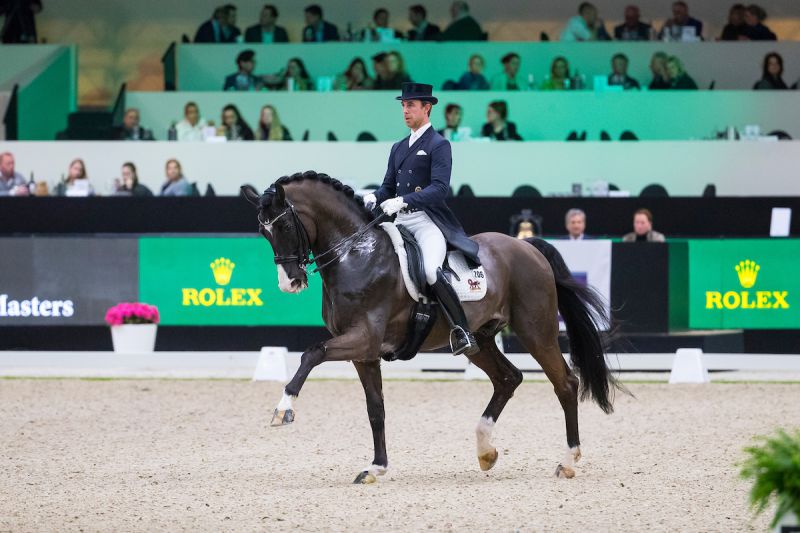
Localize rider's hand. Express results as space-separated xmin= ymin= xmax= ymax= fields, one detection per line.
xmin=380 ymin=197 xmax=407 ymax=216
xmin=363 ymin=193 xmax=377 ymax=210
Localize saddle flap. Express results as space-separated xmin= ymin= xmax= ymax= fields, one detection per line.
xmin=396 ymin=224 xmax=428 ymax=297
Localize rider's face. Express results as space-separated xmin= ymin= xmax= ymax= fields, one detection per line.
xmin=402 ymin=100 xmax=430 ymax=131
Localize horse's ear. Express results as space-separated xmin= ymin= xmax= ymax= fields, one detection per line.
xmin=240 ymin=185 xmax=261 ymax=208
xmin=273 ymin=183 xmax=286 ymax=206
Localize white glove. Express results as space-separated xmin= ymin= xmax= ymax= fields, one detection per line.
xmin=380 ymin=196 xmax=407 ymax=216
xmin=363 ymin=193 xmax=377 ymax=210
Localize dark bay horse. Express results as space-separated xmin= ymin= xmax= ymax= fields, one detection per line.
xmin=242 ymin=171 xmax=619 ymax=484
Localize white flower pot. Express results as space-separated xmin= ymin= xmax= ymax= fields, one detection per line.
xmin=110 ymin=324 xmax=158 ymax=353
xmin=774 ymin=511 xmax=798 ymax=533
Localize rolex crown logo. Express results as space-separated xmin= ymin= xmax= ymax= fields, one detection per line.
xmin=210 ymin=257 xmax=236 ymax=286
xmin=735 ymin=259 xmax=760 ymax=289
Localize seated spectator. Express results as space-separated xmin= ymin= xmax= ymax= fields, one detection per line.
xmin=374 ymin=51 xmax=411 ymax=90
xmin=540 ymin=57 xmax=570 ymax=91
xmin=407 ymin=4 xmax=441 ymax=41
xmin=564 ymin=209 xmax=588 ymax=240
xmin=666 ymin=56 xmax=698 ymax=89
xmin=224 ymin=49 xmax=262 ymax=91
xmin=614 ymin=5 xmax=652 ymax=41
xmin=0 ymin=152 xmax=29 ymax=196
xmin=221 ymin=104 xmax=254 ymax=141
xmin=194 ymin=4 xmax=240 ymax=43
xmin=490 ymin=53 xmax=529 ymax=91
xmin=622 ymin=208 xmax=665 ymax=242
xmin=336 ymin=57 xmax=374 ymax=90
xmin=455 ymin=54 xmax=489 ymax=90
xmin=0 ymin=0 xmax=41 ymax=43
xmin=280 ymin=57 xmax=313 ymax=91
xmin=437 ymin=103 xmax=470 ymax=141
xmin=256 ymin=105 xmax=292 ymax=141
xmin=561 ymin=2 xmax=610 ymax=41
xmin=54 ymin=159 xmax=94 ymax=197
xmin=742 ymin=4 xmax=776 ymax=41
xmin=359 ymin=8 xmax=402 ymax=42
xmin=720 ymin=3 xmax=747 ymax=40
xmin=118 ymin=108 xmax=154 ymax=141
xmin=176 ymin=102 xmax=208 ymax=141
xmin=302 ymin=4 xmax=340 ymax=42
xmin=481 ymin=101 xmax=522 ymax=141
xmin=658 ymin=1 xmax=703 ymax=41
xmin=245 ymin=4 xmax=288 ymax=43
xmin=608 ymin=53 xmax=640 ymax=90
xmin=440 ymin=1 xmax=485 ymax=41
xmin=160 ymin=159 xmax=193 ymax=197
xmin=648 ymin=51 xmax=671 ymax=90
xmin=754 ymin=52 xmax=787 ymax=90
xmin=114 ymin=162 xmax=153 ymax=197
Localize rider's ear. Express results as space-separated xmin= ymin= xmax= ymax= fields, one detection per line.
xmin=273 ymin=183 xmax=286 ymax=206
xmin=240 ymin=185 xmax=260 ymax=208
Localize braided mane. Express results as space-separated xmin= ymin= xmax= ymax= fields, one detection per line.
xmin=260 ymin=170 xmax=374 ymax=220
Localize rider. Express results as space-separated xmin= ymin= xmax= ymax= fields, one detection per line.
xmin=363 ymin=82 xmax=480 ymax=356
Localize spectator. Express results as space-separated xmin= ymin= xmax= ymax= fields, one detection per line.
xmin=119 ymin=108 xmax=154 ymax=141
xmin=194 ymin=4 xmax=240 ymax=43
xmin=302 ymin=4 xmax=340 ymax=42
xmin=540 ymin=56 xmax=570 ymax=91
xmin=742 ymin=4 xmax=776 ymax=41
xmin=374 ymin=51 xmax=411 ymax=90
xmin=490 ymin=53 xmax=529 ymax=91
xmin=256 ymin=105 xmax=292 ymax=141
xmin=754 ymin=52 xmax=787 ymax=90
xmin=336 ymin=57 xmax=374 ymax=90
xmin=359 ymin=8 xmax=402 ymax=42
xmin=720 ymin=4 xmax=747 ymax=40
xmin=0 ymin=152 xmax=28 ymax=196
xmin=114 ymin=162 xmax=153 ymax=197
xmin=176 ymin=102 xmax=208 ymax=142
xmin=614 ymin=5 xmax=652 ymax=41
xmin=608 ymin=53 xmax=640 ymax=90
xmin=438 ymin=103 xmax=468 ymax=141
xmin=561 ymin=2 xmax=610 ymax=41
xmin=407 ymin=4 xmax=441 ymax=41
xmin=54 ymin=159 xmax=94 ymax=197
xmin=659 ymin=1 xmax=703 ymax=41
xmin=565 ymin=209 xmax=588 ymax=240
xmin=623 ymin=208 xmax=665 ymax=242
xmin=455 ymin=54 xmax=489 ymax=90
xmin=279 ymin=57 xmax=313 ymax=91
xmin=160 ymin=159 xmax=193 ymax=197
xmin=648 ymin=51 xmax=671 ymax=90
xmin=245 ymin=4 xmax=288 ymax=43
xmin=0 ymin=0 xmax=41 ymax=43
xmin=223 ymin=49 xmax=262 ymax=91
xmin=481 ymin=101 xmax=522 ymax=141
xmin=666 ymin=56 xmax=698 ymax=89
xmin=221 ymin=104 xmax=254 ymax=141
xmin=440 ymin=1 xmax=485 ymax=41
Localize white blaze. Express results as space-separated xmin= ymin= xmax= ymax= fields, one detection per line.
xmin=277 ymin=264 xmax=295 ymax=293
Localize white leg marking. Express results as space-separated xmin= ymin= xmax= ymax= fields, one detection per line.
xmin=276 ymin=392 xmax=295 ymax=411
xmin=475 ymin=416 xmax=495 ymax=455
xmin=563 ymin=446 xmax=581 ymax=467
xmin=362 ymin=463 xmax=389 ymax=476
xmin=277 ymin=265 xmax=295 ymax=293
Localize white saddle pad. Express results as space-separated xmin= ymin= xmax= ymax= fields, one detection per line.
xmin=380 ymin=222 xmax=488 ymax=303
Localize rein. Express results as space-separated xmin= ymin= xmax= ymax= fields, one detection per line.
xmin=259 ymin=200 xmax=387 ymax=274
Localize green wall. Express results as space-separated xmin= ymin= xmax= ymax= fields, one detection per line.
xmin=18 ymin=46 xmax=77 ymax=140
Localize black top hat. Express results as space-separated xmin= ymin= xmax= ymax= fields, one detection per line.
xmin=395 ymin=82 xmax=438 ymax=105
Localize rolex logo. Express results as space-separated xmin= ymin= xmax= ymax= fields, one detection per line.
xmin=210 ymin=258 xmax=235 ymax=286
xmin=735 ymin=259 xmax=760 ymax=289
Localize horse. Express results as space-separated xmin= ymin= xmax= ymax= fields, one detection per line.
xmin=241 ymin=171 xmax=620 ymax=484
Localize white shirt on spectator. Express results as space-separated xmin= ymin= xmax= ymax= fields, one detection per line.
xmin=409 ymin=121 xmax=432 ymax=147
xmin=561 ymin=15 xmax=592 ymax=41
xmin=176 ymin=118 xmax=208 ymax=142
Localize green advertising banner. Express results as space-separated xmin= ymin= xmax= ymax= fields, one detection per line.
xmin=138 ymin=237 xmax=324 ymax=326
xmin=688 ymin=239 xmax=799 ymax=329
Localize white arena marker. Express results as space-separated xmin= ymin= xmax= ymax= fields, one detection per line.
xmin=464 ymin=361 xmax=489 ymax=380
xmin=669 ymin=348 xmax=710 ymax=384
xmin=253 ymin=347 xmax=289 ymax=382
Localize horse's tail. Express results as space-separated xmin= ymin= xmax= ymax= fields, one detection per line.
xmin=524 ymin=237 xmax=619 ymax=414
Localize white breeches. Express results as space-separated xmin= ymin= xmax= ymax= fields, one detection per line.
xmin=396 ymin=211 xmax=446 ymax=285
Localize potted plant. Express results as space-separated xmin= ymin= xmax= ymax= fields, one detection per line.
xmin=740 ymin=429 xmax=800 ymax=532
xmin=105 ymin=302 xmax=160 ymax=353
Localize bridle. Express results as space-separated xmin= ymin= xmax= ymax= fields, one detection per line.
xmin=258 ymin=197 xmax=387 ymax=275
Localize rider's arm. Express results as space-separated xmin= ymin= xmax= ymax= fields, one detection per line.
xmin=374 ymin=142 xmax=398 ymax=204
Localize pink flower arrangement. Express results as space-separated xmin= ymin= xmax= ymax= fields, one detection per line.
xmin=105 ymin=302 xmax=160 ymax=326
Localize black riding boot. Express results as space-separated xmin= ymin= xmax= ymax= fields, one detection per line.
xmin=430 ymin=268 xmax=479 ymax=356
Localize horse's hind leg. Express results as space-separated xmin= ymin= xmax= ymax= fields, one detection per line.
xmin=466 ymin=333 xmax=523 ymax=471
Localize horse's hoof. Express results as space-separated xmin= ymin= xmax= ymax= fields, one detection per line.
xmin=555 ymin=463 xmax=575 ymax=479
xmin=478 ymin=448 xmax=499 ymax=471
xmin=353 ymin=471 xmax=377 ymax=484
xmin=270 ymin=408 xmax=295 ymax=427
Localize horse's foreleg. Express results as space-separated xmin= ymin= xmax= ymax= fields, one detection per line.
xmin=352 ymin=360 xmax=388 ymax=484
